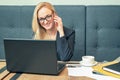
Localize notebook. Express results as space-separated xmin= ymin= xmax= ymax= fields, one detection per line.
xmin=4 ymin=38 xmax=65 ymax=75
xmin=103 ymin=62 xmax=120 ymax=75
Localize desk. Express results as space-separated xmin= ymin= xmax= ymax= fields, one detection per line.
xmin=0 ymin=62 xmax=9 ymax=80
xmin=0 ymin=62 xmax=94 ymax=80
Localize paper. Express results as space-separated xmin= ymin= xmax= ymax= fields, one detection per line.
xmin=67 ymin=67 xmax=120 ymax=80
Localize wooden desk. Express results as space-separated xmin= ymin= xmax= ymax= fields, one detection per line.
xmin=0 ymin=62 xmax=94 ymax=80
xmin=0 ymin=62 xmax=10 ymax=80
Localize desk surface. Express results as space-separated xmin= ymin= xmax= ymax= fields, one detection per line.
xmin=0 ymin=62 xmax=10 ymax=80
xmin=0 ymin=61 xmax=94 ymax=80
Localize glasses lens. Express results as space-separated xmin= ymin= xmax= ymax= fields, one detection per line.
xmin=46 ymin=15 xmax=52 ymax=21
xmin=39 ymin=18 xmax=44 ymax=23
xmin=38 ymin=14 xmax=52 ymax=23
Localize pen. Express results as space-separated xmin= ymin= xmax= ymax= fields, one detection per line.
xmin=92 ymin=71 xmax=104 ymax=75
xmin=67 ymin=65 xmax=77 ymax=68
xmin=66 ymin=64 xmax=81 ymax=68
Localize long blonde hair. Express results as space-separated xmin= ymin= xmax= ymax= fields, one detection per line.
xmin=32 ymin=2 xmax=56 ymax=39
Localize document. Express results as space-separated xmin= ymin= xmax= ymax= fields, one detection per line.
xmin=67 ymin=66 xmax=120 ymax=80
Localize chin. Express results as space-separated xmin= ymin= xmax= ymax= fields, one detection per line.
xmin=44 ymin=26 xmax=52 ymax=30
xmin=42 ymin=22 xmax=54 ymax=30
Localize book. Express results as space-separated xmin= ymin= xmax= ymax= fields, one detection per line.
xmin=103 ymin=62 xmax=120 ymax=75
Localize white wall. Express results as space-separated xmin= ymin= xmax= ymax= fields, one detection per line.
xmin=0 ymin=0 xmax=120 ymax=5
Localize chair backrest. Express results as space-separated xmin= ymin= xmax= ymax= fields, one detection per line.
xmin=86 ymin=6 xmax=120 ymax=61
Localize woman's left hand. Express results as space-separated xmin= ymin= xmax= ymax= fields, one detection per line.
xmin=54 ymin=15 xmax=64 ymax=37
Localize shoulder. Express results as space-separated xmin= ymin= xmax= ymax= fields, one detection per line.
xmin=63 ymin=26 xmax=75 ymax=37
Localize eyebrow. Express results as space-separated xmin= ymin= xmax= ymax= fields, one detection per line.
xmin=38 ymin=11 xmax=53 ymax=18
xmin=39 ymin=14 xmax=52 ymax=19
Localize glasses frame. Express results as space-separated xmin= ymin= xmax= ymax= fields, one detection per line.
xmin=38 ymin=14 xmax=53 ymax=23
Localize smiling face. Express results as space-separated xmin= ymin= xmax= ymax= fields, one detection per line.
xmin=37 ymin=7 xmax=55 ymax=30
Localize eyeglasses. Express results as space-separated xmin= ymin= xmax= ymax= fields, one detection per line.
xmin=38 ymin=14 xmax=52 ymax=23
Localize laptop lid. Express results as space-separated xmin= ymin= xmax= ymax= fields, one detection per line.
xmin=4 ymin=38 xmax=65 ymax=75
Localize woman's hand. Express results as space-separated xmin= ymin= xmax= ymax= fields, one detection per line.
xmin=54 ymin=15 xmax=64 ymax=37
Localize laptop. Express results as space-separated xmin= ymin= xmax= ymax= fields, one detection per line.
xmin=4 ymin=38 xmax=65 ymax=75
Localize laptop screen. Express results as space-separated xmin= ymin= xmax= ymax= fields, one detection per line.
xmin=4 ymin=38 xmax=63 ymax=74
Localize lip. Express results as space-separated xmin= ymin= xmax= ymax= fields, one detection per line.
xmin=43 ymin=23 xmax=53 ymax=29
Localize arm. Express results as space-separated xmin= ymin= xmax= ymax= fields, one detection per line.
xmin=57 ymin=28 xmax=75 ymax=61
xmin=54 ymin=14 xmax=75 ymax=61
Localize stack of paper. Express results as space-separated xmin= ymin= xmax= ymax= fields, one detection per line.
xmin=67 ymin=66 xmax=120 ymax=80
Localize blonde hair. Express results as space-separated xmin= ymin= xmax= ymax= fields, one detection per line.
xmin=32 ymin=2 xmax=56 ymax=39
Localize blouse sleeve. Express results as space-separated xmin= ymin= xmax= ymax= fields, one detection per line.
xmin=57 ymin=29 xmax=75 ymax=61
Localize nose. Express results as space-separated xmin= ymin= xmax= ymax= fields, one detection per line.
xmin=44 ymin=19 xmax=48 ymax=24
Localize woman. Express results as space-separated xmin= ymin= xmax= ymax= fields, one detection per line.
xmin=32 ymin=2 xmax=75 ymax=61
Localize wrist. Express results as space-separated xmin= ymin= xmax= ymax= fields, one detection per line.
xmin=59 ymin=30 xmax=64 ymax=37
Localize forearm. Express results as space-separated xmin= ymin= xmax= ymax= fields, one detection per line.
xmin=57 ymin=31 xmax=75 ymax=61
